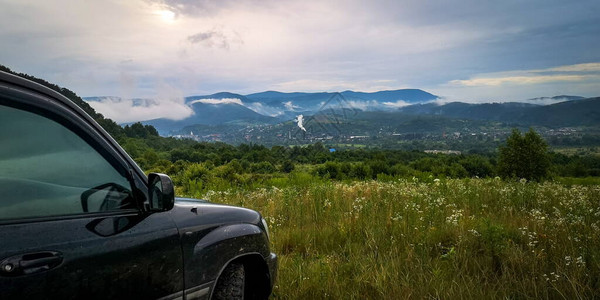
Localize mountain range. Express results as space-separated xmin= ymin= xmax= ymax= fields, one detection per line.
xmin=397 ymin=98 xmax=600 ymax=127
xmin=84 ymin=90 xmax=599 ymax=136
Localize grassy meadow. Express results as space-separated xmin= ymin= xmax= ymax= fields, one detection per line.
xmin=181 ymin=176 xmax=600 ymax=299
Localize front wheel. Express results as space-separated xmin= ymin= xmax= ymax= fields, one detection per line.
xmin=213 ymin=263 xmax=245 ymax=300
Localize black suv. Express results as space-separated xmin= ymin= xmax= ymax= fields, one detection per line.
xmin=0 ymin=71 xmax=277 ymax=299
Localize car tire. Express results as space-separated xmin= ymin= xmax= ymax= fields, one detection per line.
xmin=213 ymin=262 xmax=245 ymax=300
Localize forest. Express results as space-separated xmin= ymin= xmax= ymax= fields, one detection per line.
xmin=111 ymin=122 xmax=600 ymax=194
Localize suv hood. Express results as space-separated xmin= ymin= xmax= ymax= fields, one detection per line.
xmin=171 ymin=197 xmax=262 ymax=231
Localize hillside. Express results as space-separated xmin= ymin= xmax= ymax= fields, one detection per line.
xmin=525 ymin=97 xmax=600 ymax=126
xmin=340 ymin=89 xmax=439 ymax=103
xmin=245 ymin=89 xmax=439 ymax=107
xmin=142 ymin=101 xmax=277 ymax=135
xmin=399 ymin=98 xmax=600 ymax=127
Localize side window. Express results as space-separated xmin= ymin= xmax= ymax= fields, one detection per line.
xmin=0 ymin=104 xmax=135 ymax=220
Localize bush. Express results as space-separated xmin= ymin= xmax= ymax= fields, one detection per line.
xmin=250 ymin=161 xmax=276 ymax=174
xmin=316 ymin=162 xmax=342 ymax=179
xmin=182 ymin=163 xmax=211 ymax=181
xmin=368 ymin=160 xmax=390 ymax=178
xmin=459 ymin=155 xmax=494 ymax=178
xmin=280 ymin=160 xmax=295 ymax=173
xmin=446 ymin=163 xmax=468 ymax=178
xmin=350 ymin=163 xmax=371 ymax=180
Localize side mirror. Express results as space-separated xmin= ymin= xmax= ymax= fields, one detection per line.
xmin=148 ymin=173 xmax=175 ymax=212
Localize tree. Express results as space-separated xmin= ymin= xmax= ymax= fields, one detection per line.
xmin=350 ymin=163 xmax=370 ymax=179
xmin=459 ymin=155 xmax=494 ymax=178
xmin=497 ymin=129 xmax=550 ymax=181
xmin=316 ymin=162 xmax=342 ymax=179
xmin=280 ymin=160 xmax=295 ymax=173
xmin=123 ymin=122 xmax=159 ymax=138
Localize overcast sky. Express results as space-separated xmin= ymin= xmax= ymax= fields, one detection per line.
xmin=1 ymin=0 xmax=599 ymax=109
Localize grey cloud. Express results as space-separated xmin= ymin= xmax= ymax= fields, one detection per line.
xmin=147 ymin=0 xmax=271 ymax=17
xmin=188 ymin=31 xmax=228 ymax=48
xmin=187 ymin=29 xmax=242 ymax=49
xmin=146 ymin=0 xmax=209 ymax=17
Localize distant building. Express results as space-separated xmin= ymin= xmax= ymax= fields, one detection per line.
xmin=424 ymin=150 xmax=462 ymax=155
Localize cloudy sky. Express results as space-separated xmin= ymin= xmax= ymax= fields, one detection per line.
xmin=1 ymin=0 xmax=599 ymax=121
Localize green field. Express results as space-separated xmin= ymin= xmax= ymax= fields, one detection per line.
xmin=188 ymin=177 xmax=600 ymax=299
xmin=552 ymin=147 xmax=600 ymax=157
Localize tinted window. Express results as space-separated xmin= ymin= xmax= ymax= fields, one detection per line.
xmin=0 ymin=104 xmax=134 ymax=220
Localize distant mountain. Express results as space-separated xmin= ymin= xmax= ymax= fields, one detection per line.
xmin=187 ymin=101 xmax=275 ymax=124
xmin=246 ymin=91 xmax=332 ymax=109
xmin=245 ymin=91 xmax=322 ymax=102
xmin=245 ymin=89 xmax=439 ymax=111
xmin=400 ymin=102 xmax=539 ymax=121
xmin=142 ymin=101 xmax=276 ymax=135
xmin=523 ymin=97 xmax=600 ymax=127
xmin=399 ymin=97 xmax=600 ymax=127
xmin=340 ymin=89 xmax=438 ymax=103
xmin=84 ymin=88 xmax=598 ymax=136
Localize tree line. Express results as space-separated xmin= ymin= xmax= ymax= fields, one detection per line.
xmin=116 ymin=126 xmax=600 ymax=181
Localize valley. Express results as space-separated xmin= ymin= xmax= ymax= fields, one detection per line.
xmin=88 ymin=91 xmax=600 ymax=151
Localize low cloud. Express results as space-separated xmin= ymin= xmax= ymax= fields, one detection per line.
xmin=522 ymin=96 xmax=583 ymax=105
xmin=382 ymin=100 xmax=412 ymax=108
xmin=344 ymin=99 xmax=414 ymax=110
xmin=346 ymin=100 xmax=380 ymax=111
xmin=87 ymin=96 xmax=193 ymax=123
xmin=189 ymin=98 xmax=243 ymax=105
xmin=245 ymin=102 xmax=284 ymax=117
xmin=283 ymin=101 xmax=300 ymax=111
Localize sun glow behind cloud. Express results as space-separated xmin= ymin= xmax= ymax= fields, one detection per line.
xmin=156 ymin=9 xmax=176 ymax=22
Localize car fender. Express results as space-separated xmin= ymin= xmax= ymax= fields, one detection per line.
xmin=184 ymin=223 xmax=270 ymax=291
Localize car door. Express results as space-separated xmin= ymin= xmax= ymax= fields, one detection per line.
xmin=0 ymin=89 xmax=183 ymax=299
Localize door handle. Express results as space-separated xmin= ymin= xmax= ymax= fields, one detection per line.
xmin=1 ymin=251 xmax=63 ymax=276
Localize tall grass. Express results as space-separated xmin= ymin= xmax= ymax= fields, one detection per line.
xmin=187 ymin=177 xmax=600 ymax=299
